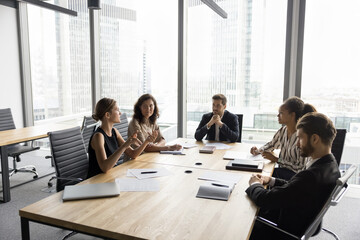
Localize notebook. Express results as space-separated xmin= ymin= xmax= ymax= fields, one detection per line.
xmin=225 ymin=159 xmax=264 ymax=172
xmin=62 ymin=182 xmax=120 ymax=201
xmin=196 ymin=182 xmax=235 ymax=201
xmin=199 ymin=145 xmax=216 ymax=154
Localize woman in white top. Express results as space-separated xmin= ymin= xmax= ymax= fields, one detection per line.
xmin=128 ymin=94 xmax=182 ymax=152
xmin=250 ymin=97 xmax=316 ymax=180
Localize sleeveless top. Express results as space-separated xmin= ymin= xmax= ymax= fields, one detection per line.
xmin=87 ymin=127 xmax=119 ymax=178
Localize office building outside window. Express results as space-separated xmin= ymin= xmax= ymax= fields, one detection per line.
xmin=302 ymin=0 xmax=360 ymax=184
xmin=99 ymin=0 xmax=178 ymax=141
xmin=187 ymin=0 xmax=287 ymax=142
xmin=28 ymin=0 xmax=92 ymax=124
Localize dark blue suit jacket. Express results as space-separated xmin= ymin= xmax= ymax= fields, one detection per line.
xmin=246 ymin=154 xmax=340 ymax=238
xmin=194 ymin=110 xmax=239 ymax=142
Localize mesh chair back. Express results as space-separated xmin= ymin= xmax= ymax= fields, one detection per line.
xmin=81 ymin=116 xmax=98 ymax=152
xmin=0 ymin=108 xmax=16 ymax=131
xmin=48 ymin=126 xmax=89 ymax=192
xmin=302 ymin=164 xmax=357 ymax=239
xmin=236 ymin=114 xmax=243 ymax=143
xmin=331 ymin=129 xmax=346 ymax=166
xmin=113 ymin=113 xmax=128 ymax=163
xmin=114 ymin=113 xmax=128 ymax=140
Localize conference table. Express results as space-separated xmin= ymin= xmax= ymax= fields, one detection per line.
xmin=19 ymin=139 xmax=274 ymax=240
xmin=0 ymin=123 xmax=75 ymax=202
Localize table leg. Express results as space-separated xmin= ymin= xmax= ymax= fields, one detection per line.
xmin=0 ymin=145 xmax=11 ymax=202
xmin=21 ymin=217 xmax=30 ymax=240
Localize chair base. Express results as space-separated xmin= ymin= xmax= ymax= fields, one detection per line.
xmin=9 ymin=156 xmax=39 ymax=179
xmin=9 ymin=165 xmax=38 ymax=179
xmin=62 ymin=231 xmax=77 ymax=240
xmin=322 ymin=228 xmax=340 ymax=240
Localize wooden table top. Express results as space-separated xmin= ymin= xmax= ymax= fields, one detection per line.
xmin=137 ymin=138 xmax=274 ymax=177
xmin=0 ymin=123 xmax=76 ymax=146
xmin=19 ymin=159 xmax=265 ymax=240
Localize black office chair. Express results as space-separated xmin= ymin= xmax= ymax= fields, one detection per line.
xmin=47 ymin=126 xmax=89 ymax=240
xmin=47 ymin=126 xmax=89 ymax=192
xmin=113 ymin=113 xmax=128 ymax=164
xmin=255 ymin=164 xmax=357 ymax=240
xmin=80 ymin=116 xmax=99 ymax=153
xmin=0 ymin=108 xmax=39 ymax=179
xmin=236 ymin=114 xmax=243 ymax=143
xmin=331 ymin=129 xmax=347 ymax=166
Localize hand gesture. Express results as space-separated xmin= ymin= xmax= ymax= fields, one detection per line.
xmin=250 ymin=146 xmax=260 ymax=155
xmin=261 ymin=151 xmax=278 ymax=162
xmin=168 ymin=144 xmax=182 ymax=151
xmin=123 ymin=131 xmax=142 ymax=148
xmin=146 ymin=130 xmax=158 ymax=144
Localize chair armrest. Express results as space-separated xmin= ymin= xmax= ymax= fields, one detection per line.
xmin=331 ymin=185 xmax=348 ymax=206
xmin=48 ymin=176 xmax=83 ymax=187
xmin=255 ymin=216 xmax=300 ymax=240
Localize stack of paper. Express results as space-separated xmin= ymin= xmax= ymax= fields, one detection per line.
xmin=127 ymin=168 xmax=172 ymax=179
xmin=205 ymin=142 xmax=231 ymax=150
xmin=223 ymin=151 xmax=265 ymax=161
xmin=160 ymin=147 xmax=184 ymax=155
xmin=182 ymin=143 xmax=198 ymax=149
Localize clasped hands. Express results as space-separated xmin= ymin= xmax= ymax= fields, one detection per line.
xmin=249 ymin=173 xmax=271 ymax=186
xmin=207 ymin=114 xmax=223 ymax=128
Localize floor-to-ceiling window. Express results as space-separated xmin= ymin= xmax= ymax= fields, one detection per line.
xmin=27 ymin=0 xmax=92 ymax=125
xmin=99 ymin=0 xmax=178 ymax=141
xmin=186 ymin=0 xmax=287 ymax=142
xmin=302 ymin=0 xmax=360 ymax=184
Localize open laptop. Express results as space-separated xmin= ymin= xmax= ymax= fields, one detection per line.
xmin=62 ymin=182 xmax=120 ymax=201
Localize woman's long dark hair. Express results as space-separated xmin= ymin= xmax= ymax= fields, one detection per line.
xmin=133 ymin=94 xmax=159 ymax=124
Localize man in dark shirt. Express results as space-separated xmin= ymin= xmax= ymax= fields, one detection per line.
xmin=246 ymin=113 xmax=340 ymax=239
xmin=194 ymin=94 xmax=239 ymax=142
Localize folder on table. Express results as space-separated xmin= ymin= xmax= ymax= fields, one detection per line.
xmin=62 ymin=182 xmax=120 ymax=201
xmin=199 ymin=145 xmax=216 ymax=154
xmin=225 ymin=159 xmax=264 ymax=172
xmin=196 ymin=182 xmax=235 ymax=201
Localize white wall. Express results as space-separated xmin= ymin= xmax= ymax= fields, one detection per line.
xmin=0 ymin=4 xmax=24 ymax=128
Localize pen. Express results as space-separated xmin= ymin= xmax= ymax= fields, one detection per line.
xmin=211 ymin=183 xmax=229 ymax=188
xmin=140 ymin=171 xmax=158 ymax=174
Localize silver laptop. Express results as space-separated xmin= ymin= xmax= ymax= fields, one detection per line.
xmin=62 ymin=182 xmax=120 ymax=201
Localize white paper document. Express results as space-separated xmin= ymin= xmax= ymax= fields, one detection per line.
xmin=160 ymin=147 xmax=184 ymax=155
xmin=127 ymin=168 xmax=172 ymax=180
xmin=115 ymin=178 xmax=160 ymax=192
xmin=198 ymin=171 xmax=242 ymax=185
xmin=223 ymin=151 xmax=265 ymax=161
xmin=223 ymin=151 xmax=248 ymax=160
xmin=183 ymin=143 xmax=198 ymax=149
xmin=205 ymin=142 xmax=231 ymax=150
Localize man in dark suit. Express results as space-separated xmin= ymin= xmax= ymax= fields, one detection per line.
xmin=194 ymin=94 xmax=239 ymax=142
xmin=246 ymin=113 xmax=340 ymax=239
